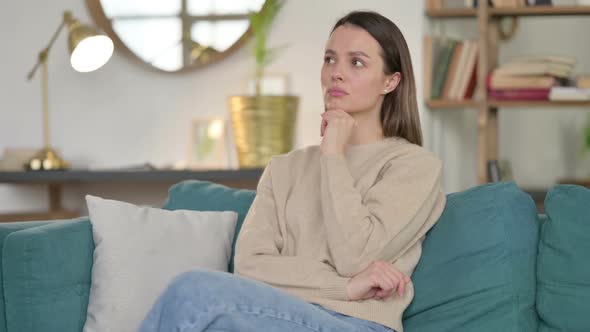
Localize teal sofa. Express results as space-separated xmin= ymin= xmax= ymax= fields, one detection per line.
xmin=0 ymin=181 xmax=588 ymax=332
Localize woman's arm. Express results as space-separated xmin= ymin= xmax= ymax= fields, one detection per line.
xmin=319 ymin=151 xmax=445 ymax=277
xmin=234 ymin=160 xmax=350 ymax=301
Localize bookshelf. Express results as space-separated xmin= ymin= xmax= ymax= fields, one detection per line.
xmin=425 ymin=3 xmax=590 ymax=184
xmin=426 ymin=6 xmax=590 ymax=17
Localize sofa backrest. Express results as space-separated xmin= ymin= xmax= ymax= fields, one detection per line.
xmin=537 ymin=185 xmax=590 ymax=331
xmin=162 ymin=180 xmax=256 ymax=273
xmin=403 ymin=182 xmax=540 ymax=332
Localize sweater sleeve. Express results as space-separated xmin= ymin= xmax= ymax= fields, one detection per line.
xmin=234 ymin=160 xmax=350 ymax=301
xmin=319 ymin=151 xmax=445 ymax=277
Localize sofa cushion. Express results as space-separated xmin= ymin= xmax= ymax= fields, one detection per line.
xmin=162 ymin=180 xmax=256 ymax=272
xmin=83 ymin=195 xmax=237 ymax=332
xmin=403 ymin=182 xmax=539 ymax=332
xmin=537 ymin=185 xmax=590 ymax=332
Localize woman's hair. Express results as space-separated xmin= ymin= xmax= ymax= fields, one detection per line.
xmin=332 ymin=11 xmax=423 ymax=146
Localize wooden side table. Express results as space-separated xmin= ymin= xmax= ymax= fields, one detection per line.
xmin=0 ymin=169 xmax=264 ymax=222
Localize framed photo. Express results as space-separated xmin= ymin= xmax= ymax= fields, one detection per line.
xmin=188 ymin=117 xmax=229 ymax=169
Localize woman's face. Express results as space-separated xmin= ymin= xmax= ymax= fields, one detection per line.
xmin=321 ymin=24 xmax=397 ymax=114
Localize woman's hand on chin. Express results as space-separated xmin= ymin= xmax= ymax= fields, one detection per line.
xmin=320 ymin=109 xmax=356 ymax=155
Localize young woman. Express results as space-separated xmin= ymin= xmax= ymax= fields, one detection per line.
xmin=140 ymin=11 xmax=446 ymax=332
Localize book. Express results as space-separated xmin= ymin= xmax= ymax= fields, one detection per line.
xmin=424 ymin=36 xmax=447 ymax=99
xmin=450 ymin=42 xmax=472 ymax=99
xmin=489 ymin=88 xmax=550 ymax=100
xmin=442 ymin=42 xmax=464 ymax=99
xmin=463 ymin=60 xmax=478 ymax=99
xmin=506 ymin=55 xmax=576 ymax=67
xmin=549 ymin=87 xmax=590 ymax=101
xmin=432 ymin=39 xmax=458 ymax=99
xmin=488 ymin=72 xmax=557 ymax=89
xmin=454 ymin=41 xmax=479 ymax=99
xmin=494 ymin=62 xmax=573 ymax=78
xmin=426 ymin=37 xmax=478 ymax=101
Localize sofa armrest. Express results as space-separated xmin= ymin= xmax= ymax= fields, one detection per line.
xmin=2 ymin=217 xmax=94 ymax=332
xmin=0 ymin=221 xmax=52 ymax=332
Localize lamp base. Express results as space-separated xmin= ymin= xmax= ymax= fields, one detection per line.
xmin=26 ymin=147 xmax=69 ymax=171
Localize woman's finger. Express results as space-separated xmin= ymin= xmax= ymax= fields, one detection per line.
xmin=397 ymin=279 xmax=405 ymax=297
xmin=375 ymin=288 xmax=393 ymax=300
xmin=372 ymin=272 xmax=395 ymax=293
xmin=381 ymin=264 xmax=403 ymax=287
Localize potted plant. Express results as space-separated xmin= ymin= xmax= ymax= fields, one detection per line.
xmin=228 ymin=0 xmax=298 ymax=168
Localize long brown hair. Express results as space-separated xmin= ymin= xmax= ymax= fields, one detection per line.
xmin=332 ymin=11 xmax=422 ymax=146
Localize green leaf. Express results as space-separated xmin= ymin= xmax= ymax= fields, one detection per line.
xmin=248 ymin=0 xmax=287 ymax=83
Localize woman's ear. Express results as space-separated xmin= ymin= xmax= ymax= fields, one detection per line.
xmin=383 ymin=72 xmax=401 ymax=94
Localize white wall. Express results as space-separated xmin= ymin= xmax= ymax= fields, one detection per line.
xmin=1 ymin=1 xmax=588 ymax=216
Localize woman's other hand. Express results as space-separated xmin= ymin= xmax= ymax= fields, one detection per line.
xmin=320 ymin=109 xmax=356 ymax=155
xmin=345 ymin=261 xmax=410 ymax=301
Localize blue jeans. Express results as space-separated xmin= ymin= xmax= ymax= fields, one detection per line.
xmin=139 ymin=269 xmax=395 ymax=332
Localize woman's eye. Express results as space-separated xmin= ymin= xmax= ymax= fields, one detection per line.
xmin=352 ymin=59 xmax=364 ymax=67
xmin=324 ymin=56 xmax=335 ymax=64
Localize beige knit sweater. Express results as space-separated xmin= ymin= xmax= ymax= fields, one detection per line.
xmin=234 ymin=137 xmax=446 ymax=332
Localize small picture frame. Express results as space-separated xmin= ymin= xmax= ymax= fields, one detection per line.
xmin=188 ymin=117 xmax=229 ymax=169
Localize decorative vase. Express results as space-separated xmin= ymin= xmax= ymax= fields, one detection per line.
xmin=228 ymin=95 xmax=298 ymax=168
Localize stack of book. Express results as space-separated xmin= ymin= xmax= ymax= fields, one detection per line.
xmin=424 ymin=36 xmax=479 ymax=101
xmin=487 ymin=55 xmax=575 ymax=101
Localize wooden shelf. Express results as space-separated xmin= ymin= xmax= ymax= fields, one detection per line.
xmin=489 ymin=100 xmax=590 ymax=108
xmin=426 ymin=6 xmax=590 ymax=18
xmin=426 ymin=99 xmax=590 ymax=109
xmin=425 ymin=8 xmax=476 ymax=18
xmin=490 ymin=5 xmax=590 ymax=17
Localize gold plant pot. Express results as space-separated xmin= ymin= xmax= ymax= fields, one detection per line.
xmin=228 ymin=95 xmax=298 ymax=168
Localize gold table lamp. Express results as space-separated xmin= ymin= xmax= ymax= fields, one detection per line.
xmin=25 ymin=11 xmax=113 ymax=171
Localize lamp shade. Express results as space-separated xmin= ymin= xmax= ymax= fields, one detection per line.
xmin=68 ymin=24 xmax=113 ymax=72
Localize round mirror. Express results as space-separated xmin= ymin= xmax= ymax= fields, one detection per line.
xmin=86 ymin=0 xmax=267 ymax=73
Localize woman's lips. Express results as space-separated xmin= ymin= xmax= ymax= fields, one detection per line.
xmin=327 ymin=88 xmax=348 ymax=97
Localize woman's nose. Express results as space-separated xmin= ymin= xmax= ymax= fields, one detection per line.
xmin=331 ymin=69 xmax=344 ymax=82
